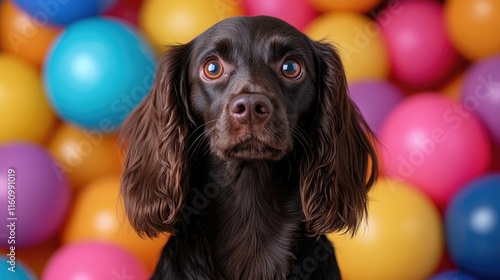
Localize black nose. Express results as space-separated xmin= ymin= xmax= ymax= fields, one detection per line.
xmin=230 ymin=94 xmax=273 ymax=125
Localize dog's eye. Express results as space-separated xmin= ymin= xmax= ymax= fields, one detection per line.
xmin=203 ymin=59 xmax=224 ymax=80
xmin=281 ymin=60 xmax=302 ymax=79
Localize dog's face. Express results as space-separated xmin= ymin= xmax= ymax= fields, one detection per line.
xmin=188 ymin=17 xmax=318 ymax=160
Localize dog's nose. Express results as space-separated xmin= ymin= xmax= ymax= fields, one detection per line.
xmin=230 ymin=94 xmax=272 ymax=125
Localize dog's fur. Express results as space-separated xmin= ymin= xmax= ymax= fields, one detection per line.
xmin=121 ymin=16 xmax=378 ymax=280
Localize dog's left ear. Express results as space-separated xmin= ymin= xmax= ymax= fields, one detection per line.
xmin=300 ymin=40 xmax=378 ymax=237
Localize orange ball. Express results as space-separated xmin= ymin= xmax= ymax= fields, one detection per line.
xmin=0 ymin=0 xmax=61 ymax=67
xmin=445 ymin=0 xmax=500 ymax=61
xmin=62 ymin=176 xmax=169 ymax=272
xmin=307 ymin=0 xmax=383 ymax=12
xmin=49 ymin=124 xmax=121 ymax=190
xmin=328 ymin=179 xmax=444 ymax=280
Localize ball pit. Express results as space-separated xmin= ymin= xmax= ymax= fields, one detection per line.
xmin=62 ymin=176 xmax=169 ymax=272
xmin=0 ymin=0 xmax=62 ymax=67
xmin=0 ymin=1 xmax=498 ymax=279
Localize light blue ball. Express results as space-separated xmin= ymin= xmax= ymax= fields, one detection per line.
xmin=0 ymin=256 xmax=36 ymax=280
xmin=44 ymin=18 xmax=156 ymax=132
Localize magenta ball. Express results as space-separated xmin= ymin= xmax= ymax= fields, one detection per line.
xmin=349 ymin=79 xmax=404 ymax=135
xmin=0 ymin=143 xmax=70 ymax=248
xmin=243 ymin=0 xmax=316 ymax=30
xmin=379 ymin=0 xmax=458 ymax=87
xmin=42 ymin=242 xmax=149 ymax=280
xmin=379 ymin=94 xmax=490 ymax=207
xmin=462 ymin=55 xmax=500 ymax=145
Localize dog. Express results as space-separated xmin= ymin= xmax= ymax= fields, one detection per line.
xmin=120 ymin=16 xmax=378 ymax=280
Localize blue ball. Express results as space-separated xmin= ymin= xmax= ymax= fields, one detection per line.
xmin=446 ymin=174 xmax=500 ymax=279
xmin=429 ymin=270 xmax=479 ymax=280
xmin=0 ymin=256 xmax=35 ymax=280
xmin=44 ymin=18 xmax=155 ymax=131
xmin=14 ymin=0 xmax=116 ymax=26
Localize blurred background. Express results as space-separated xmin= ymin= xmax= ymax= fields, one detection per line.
xmin=0 ymin=0 xmax=499 ymax=279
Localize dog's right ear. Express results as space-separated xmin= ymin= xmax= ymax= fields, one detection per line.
xmin=120 ymin=43 xmax=193 ymax=238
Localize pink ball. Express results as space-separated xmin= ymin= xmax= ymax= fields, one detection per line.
xmin=243 ymin=0 xmax=316 ymax=30
xmin=379 ymin=94 xmax=490 ymax=208
xmin=379 ymin=0 xmax=458 ymax=87
xmin=42 ymin=241 xmax=149 ymax=280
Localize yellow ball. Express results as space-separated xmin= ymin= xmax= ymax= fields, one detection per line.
xmin=139 ymin=0 xmax=243 ymax=51
xmin=0 ymin=54 xmax=55 ymax=143
xmin=48 ymin=124 xmax=122 ymax=190
xmin=328 ymin=179 xmax=443 ymax=280
xmin=307 ymin=0 xmax=383 ymax=13
xmin=305 ymin=12 xmax=389 ymax=83
xmin=445 ymin=0 xmax=500 ymax=61
xmin=62 ymin=176 xmax=169 ymax=272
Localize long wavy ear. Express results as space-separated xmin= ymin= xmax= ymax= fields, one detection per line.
xmin=300 ymin=41 xmax=378 ymax=237
xmin=120 ymin=43 xmax=193 ymax=238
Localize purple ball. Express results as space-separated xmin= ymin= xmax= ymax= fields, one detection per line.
xmin=0 ymin=143 xmax=70 ymax=248
xmin=349 ymin=79 xmax=404 ymax=135
xmin=462 ymin=55 xmax=500 ymax=145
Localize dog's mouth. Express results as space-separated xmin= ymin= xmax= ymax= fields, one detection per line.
xmin=224 ymin=137 xmax=287 ymax=160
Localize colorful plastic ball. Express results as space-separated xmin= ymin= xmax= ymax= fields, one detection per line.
xmin=139 ymin=0 xmax=243 ymax=50
xmin=42 ymin=241 xmax=149 ymax=280
xmin=49 ymin=124 xmax=121 ymax=190
xmin=243 ymin=0 xmax=316 ymax=31
xmin=103 ymin=0 xmax=142 ymax=26
xmin=0 ymin=0 xmax=62 ymax=67
xmin=44 ymin=18 xmax=155 ymax=131
xmin=445 ymin=0 xmax=500 ymax=61
xmin=461 ymin=55 xmax=500 ymax=145
xmin=429 ymin=270 xmax=479 ymax=280
xmin=328 ymin=178 xmax=443 ymax=280
xmin=13 ymin=0 xmax=116 ymax=26
xmin=62 ymin=176 xmax=168 ymax=272
xmin=0 ymin=256 xmax=36 ymax=280
xmin=379 ymin=94 xmax=491 ymax=208
xmin=306 ymin=0 xmax=382 ymax=12
xmin=380 ymin=0 xmax=458 ymax=88
xmin=0 ymin=54 xmax=56 ymax=143
xmin=348 ymin=79 xmax=404 ymax=135
xmin=0 ymin=143 xmax=70 ymax=248
xmin=446 ymin=174 xmax=500 ymax=279
xmin=305 ymin=12 xmax=389 ymax=82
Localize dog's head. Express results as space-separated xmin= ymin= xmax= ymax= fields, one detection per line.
xmin=121 ymin=16 xmax=378 ymax=237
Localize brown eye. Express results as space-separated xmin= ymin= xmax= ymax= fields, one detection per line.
xmin=203 ymin=59 xmax=224 ymax=79
xmin=281 ymin=60 xmax=302 ymax=79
